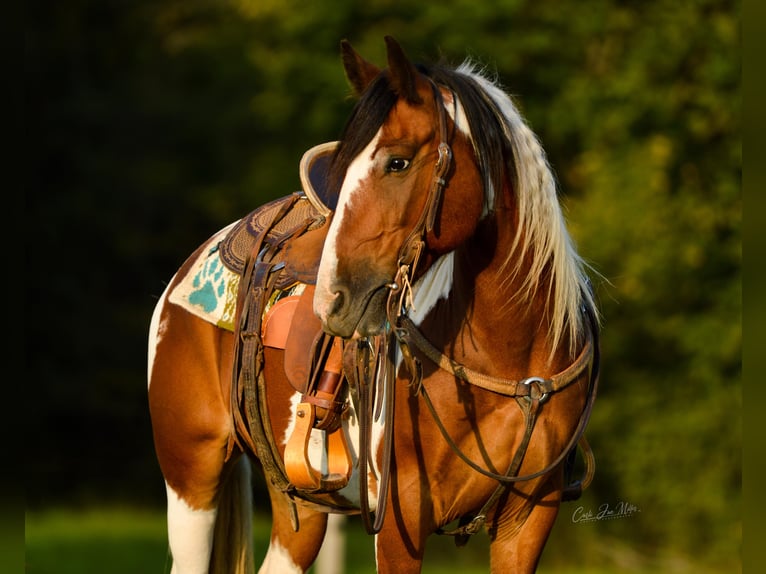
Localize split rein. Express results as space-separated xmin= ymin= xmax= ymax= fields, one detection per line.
xmin=353 ymin=79 xmax=600 ymax=540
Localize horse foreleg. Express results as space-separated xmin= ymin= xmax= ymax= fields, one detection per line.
xmin=488 ymin=477 xmax=562 ymax=574
xmin=372 ymin=476 xmax=430 ymax=574
xmin=258 ymin=481 xmax=328 ymax=573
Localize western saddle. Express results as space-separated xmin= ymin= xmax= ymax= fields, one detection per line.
xmin=221 ymin=142 xmax=357 ymax=496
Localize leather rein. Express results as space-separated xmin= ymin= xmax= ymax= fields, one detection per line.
xmin=354 ymin=79 xmax=600 ymax=540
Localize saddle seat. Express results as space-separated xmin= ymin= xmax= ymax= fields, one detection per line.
xmin=227 ymin=142 xmax=353 ymax=493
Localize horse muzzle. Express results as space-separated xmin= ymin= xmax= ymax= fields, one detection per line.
xmin=314 ymin=280 xmax=390 ymax=339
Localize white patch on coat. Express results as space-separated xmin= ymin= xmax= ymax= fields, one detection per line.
xmin=258 ymin=539 xmax=302 ymax=574
xmin=166 ymin=482 xmax=217 ymax=574
xmin=409 ymin=252 xmax=455 ymax=326
xmin=147 ymin=281 xmax=173 ymax=389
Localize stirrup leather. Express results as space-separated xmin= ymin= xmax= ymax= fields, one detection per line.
xmin=284 ymin=337 xmax=353 ymax=492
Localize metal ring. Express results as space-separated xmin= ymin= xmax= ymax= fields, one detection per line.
xmin=521 ymin=377 xmax=550 ymax=404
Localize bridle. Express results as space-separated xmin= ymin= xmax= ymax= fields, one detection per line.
xmin=352 ymin=78 xmax=600 ymax=540
xmin=385 ymin=79 xmax=453 ymax=324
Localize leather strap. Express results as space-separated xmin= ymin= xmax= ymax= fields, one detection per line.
xmin=398 ymin=313 xmax=594 ymax=399
xmin=391 ymin=81 xmax=453 ymax=282
xmin=229 ymin=193 xmax=360 ymax=527
xmin=434 ymin=302 xmax=601 ymax=542
xmin=231 ymin=193 xmax=300 ymax=459
xmin=354 ymin=334 xmax=397 ymax=535
xmin=445 ymin=305 xmax=597 ymax=484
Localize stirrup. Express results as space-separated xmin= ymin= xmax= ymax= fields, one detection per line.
xmin=284 ymin=402 xmax=352 ymax=491
xmin=284 ymin=338 xmax=352 ymax=492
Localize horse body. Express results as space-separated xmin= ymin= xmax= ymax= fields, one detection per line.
xmin=149 ymin=37 xmax=598 ymax=574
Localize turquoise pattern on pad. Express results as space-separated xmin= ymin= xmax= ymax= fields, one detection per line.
xmin=188 ymin=254 xmax=225 ymax=313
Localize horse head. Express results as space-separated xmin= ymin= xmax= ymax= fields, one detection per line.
xmin=314 ymin=37 xmax=486 ymax=339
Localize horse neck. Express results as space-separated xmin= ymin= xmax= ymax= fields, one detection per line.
xmin=431 ymin=195 xmax=570 ymax=380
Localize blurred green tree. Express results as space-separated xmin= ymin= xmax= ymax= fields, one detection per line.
xmin=27 ymin=0 xmax=739 ymax=569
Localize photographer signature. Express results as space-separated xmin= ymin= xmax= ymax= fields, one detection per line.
xmin=571 ymin=501 xmax=641 ymax=523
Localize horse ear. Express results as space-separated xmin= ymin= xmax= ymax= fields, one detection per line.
xmin=341 ymin=39 xmax=381 ymax=96
xmin=384 ymin=36 xmax=423 ymax=104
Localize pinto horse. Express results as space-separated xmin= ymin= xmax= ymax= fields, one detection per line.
xmin=148 ymin=36 xmax=599 ymax=574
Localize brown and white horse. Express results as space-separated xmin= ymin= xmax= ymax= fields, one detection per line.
xmin=148 ymin=36 xmax=599 ymax=574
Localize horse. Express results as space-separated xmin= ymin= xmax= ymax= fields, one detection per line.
xmin=148 ymin=36 xmax=600 ymax=574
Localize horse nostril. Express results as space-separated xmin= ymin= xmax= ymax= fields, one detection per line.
xmin=328 ymin=287 xmax=346 ymax=315
xmin=315 ymin=284 xmax=347 ymax=322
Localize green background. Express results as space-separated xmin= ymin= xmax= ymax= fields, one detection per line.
xmin=26 ymin=0 xmax=740 ymax=572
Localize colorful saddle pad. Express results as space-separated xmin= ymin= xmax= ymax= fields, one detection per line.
xmin=166 ymin=141 xmax=338 ymax=331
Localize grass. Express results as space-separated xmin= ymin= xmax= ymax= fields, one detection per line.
xmin=25 ymin=506 xmax=725 ymax=573
xmin=26 ymin=508 xmax=486 ymax=574
xmin=25 ymin=508 xmax=171 ymax=574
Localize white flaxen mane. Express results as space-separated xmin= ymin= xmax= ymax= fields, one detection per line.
xmin=456 ymin=61 xmax=597 ymax=358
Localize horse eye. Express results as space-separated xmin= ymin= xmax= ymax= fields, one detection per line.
xmin=387 ymin=158 xmax=411 ymax=173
